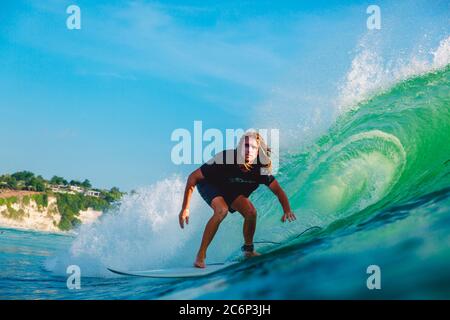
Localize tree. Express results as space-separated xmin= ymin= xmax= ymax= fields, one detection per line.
xmin=69 ymin=180 xmax=82 ymax=187
xmin=5 ymin=176 xmax=18 ymax=189
xmin=35 ymin=176 xmax=46 ymax=192
xmin=11 ymin=171 xmax=34 ymax=183
xmin=81 ymin=179 xmax=92 ymax=189
xmin=27 ymin=176 xmax=46 ymax=192
xmin=101 ymin=187 xmax=123 ymax=203
xmin=109 ymin=187 xmax=123 ymax=200
xmin=50 ymin=176 xmax=68 ymax=186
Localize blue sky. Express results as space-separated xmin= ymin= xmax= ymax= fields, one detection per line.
xmin=1 ymin=0 xmax=448 ymax=191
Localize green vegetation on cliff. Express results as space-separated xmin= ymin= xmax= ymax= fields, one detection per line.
xmin=55 ymin=193 xmax=113 ymax=231
xmin=0 ymin=171 xmax=125 ymax=231
xmin=0 ymin=171 xmax=124 ymax=200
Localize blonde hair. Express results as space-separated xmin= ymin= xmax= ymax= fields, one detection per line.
xmin=237 ymin=132 xmax=272 ymax=172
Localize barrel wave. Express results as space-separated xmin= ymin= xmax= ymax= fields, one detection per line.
xmin=257 ymin=64 xmax=450 ymax=240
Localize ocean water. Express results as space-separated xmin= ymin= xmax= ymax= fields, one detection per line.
xmin=1 ymin=45 xmax=450 ymax=299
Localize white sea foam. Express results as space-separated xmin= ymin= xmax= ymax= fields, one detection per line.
xmin=338 ymin=35 xmax=450 ymax=112
xmin=45 ymin=176 xmax=211 ymax=276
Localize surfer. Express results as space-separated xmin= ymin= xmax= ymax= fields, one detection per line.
xmin=179 ymin=132 xmax=297 ymax=268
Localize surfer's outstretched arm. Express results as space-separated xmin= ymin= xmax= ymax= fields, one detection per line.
xmin=268 ymin=179 xmax=297 ymax=222
xmin=179 ymin=168 xmax=204 ymax=228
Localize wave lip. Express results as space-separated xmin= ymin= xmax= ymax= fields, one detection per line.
xmin=339 ymin=35 xmax=450 ymax=112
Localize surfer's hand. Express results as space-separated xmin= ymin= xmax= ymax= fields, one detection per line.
xmin=179 ymin=208 xmax=190 ymax=229
xmin=282 ymin=211 xmax=296 ymax=223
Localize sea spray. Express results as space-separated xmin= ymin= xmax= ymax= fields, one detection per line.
xmin=45 ymin=176 xmax=207 ymax=276
xmin=338 ymin=35 xmax=450 ymax=112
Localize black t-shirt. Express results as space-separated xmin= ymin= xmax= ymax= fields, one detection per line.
xmin=200 ymin=149 xmax=275 ymax=197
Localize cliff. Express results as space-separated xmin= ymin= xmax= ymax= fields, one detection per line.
xmin=0 ymin=193 xmax=102 ymax=233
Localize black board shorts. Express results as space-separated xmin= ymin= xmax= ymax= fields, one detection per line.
xmin=197 ymin=180 xmax=238 ymax=213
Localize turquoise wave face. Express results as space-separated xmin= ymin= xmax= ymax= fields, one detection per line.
xmin=253 ymin=65 xmax=450 ymax=241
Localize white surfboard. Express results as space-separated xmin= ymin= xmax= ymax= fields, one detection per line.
xmin=107 ymin=262 xmax=238 ymax=278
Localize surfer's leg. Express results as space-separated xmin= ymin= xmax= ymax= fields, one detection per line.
xmin=195 ymin=197 xmax=229 ymax=268
xmin=231 ymin=196 xmax=258 ymax=253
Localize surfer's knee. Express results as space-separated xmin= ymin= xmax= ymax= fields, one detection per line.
xmin=231 ymin=196 xmax=257 ymax=220
xmin=211 ymin=197 xmax=229 ymax=221
xmin=240 ymin=200 xmax=257 ymax=220
xmin=213 ymin=206 xmax=228 ymax=221
xmin=244 ymin=207 xmax=257 ymax=220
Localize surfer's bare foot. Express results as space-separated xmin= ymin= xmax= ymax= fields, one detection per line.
xmin=194 ymin=255 xmax=206 ymax=268
xmin=244 ymin=251 xmax=261 ymax=258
